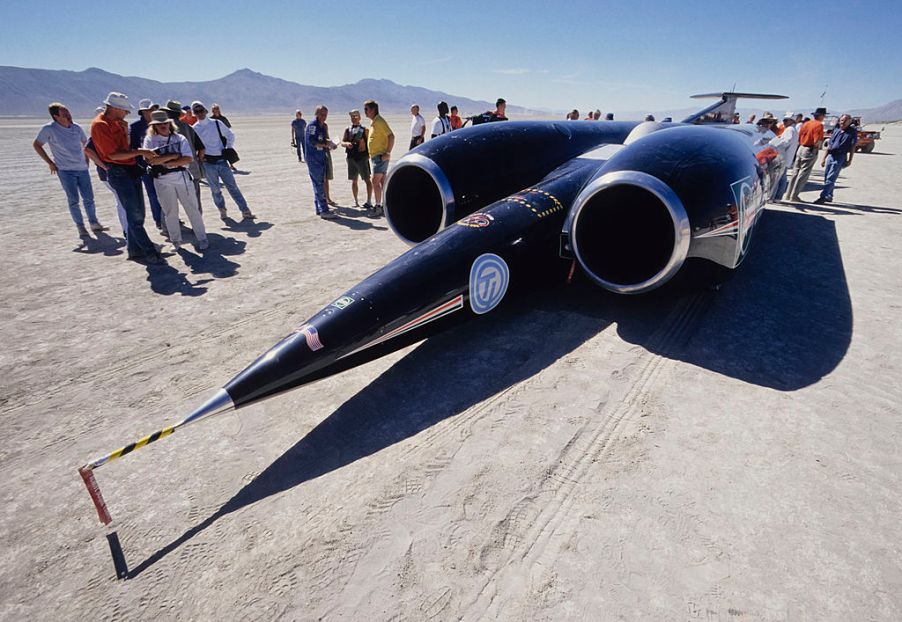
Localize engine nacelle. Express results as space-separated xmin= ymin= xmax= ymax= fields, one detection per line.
xmin=564 ymin=125 xmax=779 ymax=294
xmin=383 ymin=121 xmax=639 ymax=245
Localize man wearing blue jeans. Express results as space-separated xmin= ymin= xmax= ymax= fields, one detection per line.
xmin=815 ymin=114 xmax=857 ymax=205
xmin=129 ymin=99 xmax=164 ymax=229
xmin=191 ymin=101 xmax=256 ymax=220
xmin=33 ymin=102 xmax=107 ymax=237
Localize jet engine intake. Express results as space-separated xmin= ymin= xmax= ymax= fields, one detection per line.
xmin=569 ymin=171 xmax=690 ymax=294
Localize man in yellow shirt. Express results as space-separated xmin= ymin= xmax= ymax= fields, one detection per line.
xmin=364 ymin=99 xmax=394 ymax=217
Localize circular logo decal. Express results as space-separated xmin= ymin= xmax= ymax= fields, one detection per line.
xmin=469 ymin=253 xmax=509 ymax=314
xmin=458 ymin=213 xmax=494 ymax=228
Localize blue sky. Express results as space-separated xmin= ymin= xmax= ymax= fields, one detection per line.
xmin=2 ymin=0 xmax=899 ymax=113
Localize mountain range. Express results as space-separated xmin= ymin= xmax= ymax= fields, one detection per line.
xmin=1 ymin=65 xmax=899 ymax=123
xmin=0 ymin=66 xmax=528 ymax=117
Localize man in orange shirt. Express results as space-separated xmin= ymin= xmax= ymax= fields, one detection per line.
xmin=91 ymin=91 xmax=165 ymax=264
xmin=785 ymin=107 xmax=826 ymax=202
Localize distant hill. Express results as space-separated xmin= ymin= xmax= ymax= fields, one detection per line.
xmin=0 ymin=66 xmax=530 ymax=117
xmin=849 ymin=99 xmax=902 ymax=124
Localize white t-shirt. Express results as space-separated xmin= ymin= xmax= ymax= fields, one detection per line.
xmin=35 ymin=121 xmax=88 ymax=170
xmin=143 ymin=131 xmax=193 ymax=159
xmin=410 ymin=114 xmax=425 ymax=138
xmin=431 ymin=116 xmax=451 ymax=137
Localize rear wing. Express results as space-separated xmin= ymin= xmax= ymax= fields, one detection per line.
xmin=682 ymin=92 xmax=788 ymax=124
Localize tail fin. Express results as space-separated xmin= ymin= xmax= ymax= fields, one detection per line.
xmin=682 ymin=92 xmax=788 ymax=124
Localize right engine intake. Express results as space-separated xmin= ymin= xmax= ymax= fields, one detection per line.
xmin=564 ymin=124 xmax=776 ymax=294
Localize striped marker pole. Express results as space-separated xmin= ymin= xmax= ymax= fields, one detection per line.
xmin=77 ymin=389 xmax=233 ymax=525
xmin=78 ymin=423 xmax=179 ymax=525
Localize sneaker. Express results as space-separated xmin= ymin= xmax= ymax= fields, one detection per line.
xmin=320 ymin=211 xmax=337 ymax=220
xmin=196 ymin=239 xmax=209 ymax=250
xmin=813 ymin=196 xmax=829 ymax=205
xmin=372 ymin=205 xmax=384 ymax=217
xmin=77 ymin=225 xmax=90 ymax=237
xmin=362 ymin=201 xmax=373 ymax=211
xmin=219 ymin=208 xmax=228 ymax=220
xmin=90 ymin=222 xmax=109 ymax=232
xmin=242 ymin=211 xmax=256 ymax=220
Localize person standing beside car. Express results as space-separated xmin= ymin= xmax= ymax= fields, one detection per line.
xmin=785 ymin=107 xmax=826 ymax=202
xmin=409 ymin=104 xmax=425 ymax=149
xmin=143 ymin=110 xmax=208 ymax=250
xmin=129 ymin=98 xmax=164 ymax=231
xmin=430 ymin=101 xmax=452 ymax=139
xmin=815 ymin=113 xmax=857 ymax=205
xmin=341 ymin=109 xmax=373 ymax=209
xmin=191 ymin=100 xmax=256 ymax=220
xmin=364 ymin=100 xmax=394 ymax=217
xmin=90 ymin=92 xmax=163 ymax=264
xmin=33 ymin=102 xmax=106 ymax=237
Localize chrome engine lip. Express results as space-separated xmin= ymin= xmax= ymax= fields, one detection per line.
xmin=384 ymin=153 xmax=456 ymax=246
xmin=569 ymin=170 xmax=691 ymax=294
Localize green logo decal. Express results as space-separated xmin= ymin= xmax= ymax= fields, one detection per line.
xmin=331 ymin=296 xmax=355 ymax=310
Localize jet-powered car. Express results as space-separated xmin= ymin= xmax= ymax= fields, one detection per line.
xmin=79 ymin=93 xmax=788 ymax=526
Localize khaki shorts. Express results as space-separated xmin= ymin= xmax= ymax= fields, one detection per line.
xmin=347 ymin=157 xmax=371 ymax=181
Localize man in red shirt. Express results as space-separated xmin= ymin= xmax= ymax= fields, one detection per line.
xmin=785 ymin=107 xmax=827 ymax=202
xmin=91 ymin=91 xmax=165 ymax=264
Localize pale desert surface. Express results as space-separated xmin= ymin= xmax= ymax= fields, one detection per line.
xmin=1 ymin=115 xmax=900 ymax=621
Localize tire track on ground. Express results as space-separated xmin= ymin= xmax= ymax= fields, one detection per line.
xmin=461 ymin=291 xmax=712 ymax=619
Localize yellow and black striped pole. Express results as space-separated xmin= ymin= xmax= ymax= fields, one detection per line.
xmin=77 ymin=389 xmax=234 ymax=525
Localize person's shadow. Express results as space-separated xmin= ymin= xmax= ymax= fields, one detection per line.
xmin=143 ymin=262 xmax=211 ymax=296
xmin=73 ymin=231 xmax=125 ymax=256
xmin=124 ymin=208 xmax=852 ymax=577
xmin=221 ymin=217 xmax=273 ymax=239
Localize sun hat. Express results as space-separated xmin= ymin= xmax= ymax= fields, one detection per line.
xmin=103 ymin=92 xmax=133 ymax=111
xmin=191 ymin=100 xmax=206 ymax=111
xmin=138 ymin=98 xmax=157 ymax=111
xmin=149 ymin=110 xmax=171 ymax=125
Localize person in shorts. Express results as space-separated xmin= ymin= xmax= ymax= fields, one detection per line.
xmin=341 ymin=109 xmax=373 ymax=209
xmin=364 ymin=100 xmax=394 ymax=217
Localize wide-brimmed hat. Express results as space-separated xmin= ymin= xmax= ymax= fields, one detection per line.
xmin=164 ymin=100 xmax=183 ymax=113
xmin=149 ymin=110 xmax=171 ymax=125
xmin=138 ymin=98 xmax=157 ymax=112
xmin=103 ymin=92 xmax=133 ymax=111
xmin=191 ymin=100 xmax=206 ymax=112
xmin=813 ymin=107 xmax=827 ymax=116
xmin=783 ymin=111 xmax=795 ymax=120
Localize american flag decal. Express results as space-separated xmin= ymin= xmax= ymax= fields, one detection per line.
xmin=296 ymin=324 xmax=324 ymax=351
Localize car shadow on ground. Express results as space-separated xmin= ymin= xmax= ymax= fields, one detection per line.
xmin=72 ymin=231 xmax=125 ymax=256
xmin=124 ymin=208 xmax=853 ymax=578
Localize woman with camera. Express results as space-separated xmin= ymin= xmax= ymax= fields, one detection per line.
xmin=143 ymin=110 xmax=208 ymax=250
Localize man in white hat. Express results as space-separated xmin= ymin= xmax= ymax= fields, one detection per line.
xmin=129 ymin=98 xmax=164 ymax=230
xmin=90 ymin=92 xmax=165 ymax=264
xmin=32 ymin=102 xmax=106 ymax=237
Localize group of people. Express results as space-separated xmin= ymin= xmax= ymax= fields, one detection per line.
xmin=33 ymin=93 xmax=256 ymax=265
xmin=752 ymin=106 xmax=859 ymax=204
xmin=292 ymin=98 xmax=509 ymax=219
